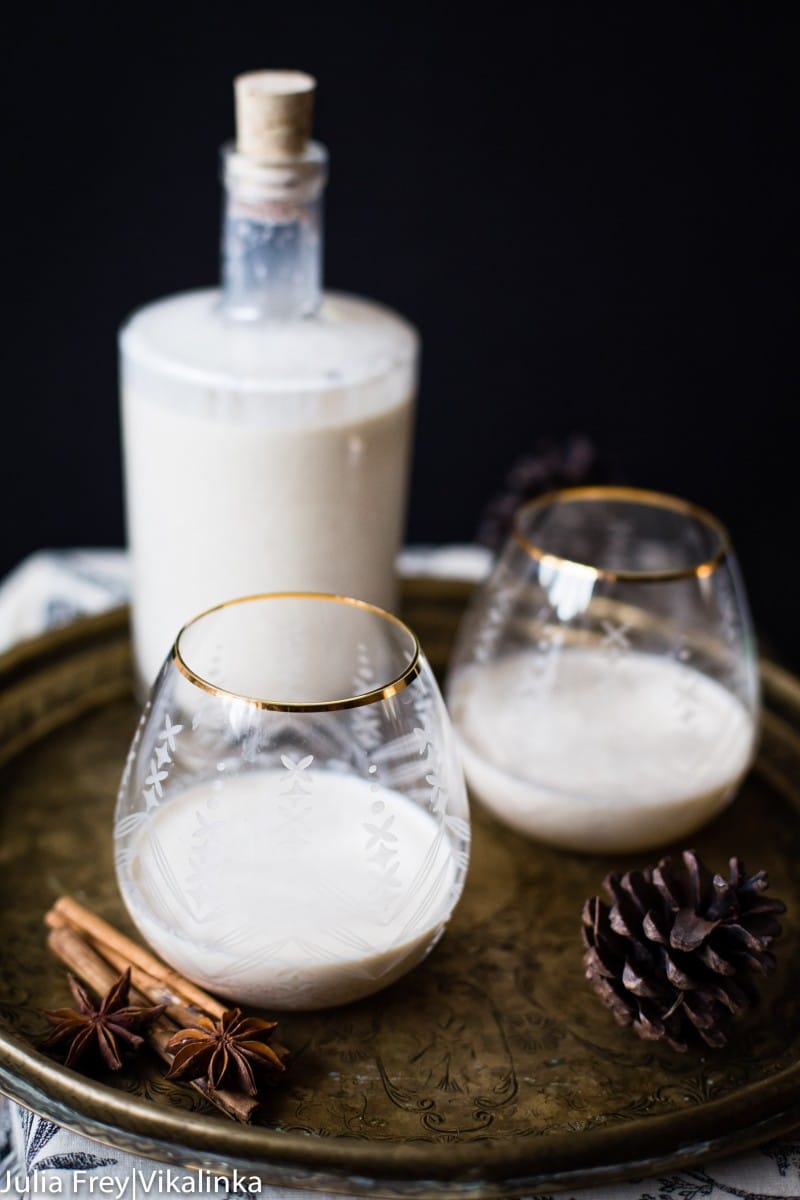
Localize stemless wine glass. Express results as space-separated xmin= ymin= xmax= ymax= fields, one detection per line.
xmin=447 ymin=487 xmax=758 ymax=854
xmin=114 ymin=594 xmax=470 ymax=1010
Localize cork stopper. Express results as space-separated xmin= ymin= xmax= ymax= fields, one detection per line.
xmin=234 ymin=70 xmax=316 ymax=162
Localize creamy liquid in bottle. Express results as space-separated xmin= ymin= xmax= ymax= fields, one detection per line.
xmin=120 ymin=72 xmax=418 ymax=687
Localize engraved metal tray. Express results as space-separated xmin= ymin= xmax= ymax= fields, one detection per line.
xmin=1 ymin=579 xmax=800 ymax=1197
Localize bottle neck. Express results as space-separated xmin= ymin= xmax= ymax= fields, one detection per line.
xmin=220 ymin=142 xmax=327 ymax=321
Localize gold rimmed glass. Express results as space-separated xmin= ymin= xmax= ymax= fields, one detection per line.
xmin=115 ymin=593 xmax=470 ymax=1010
xmin=447 ymin=487 xmax=758 ymax=854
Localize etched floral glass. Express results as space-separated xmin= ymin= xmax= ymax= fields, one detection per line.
xmin=447 ymin=487 xmax=758 ymax=854
xmin=114 ymin=594 xmax=470 ymax=1010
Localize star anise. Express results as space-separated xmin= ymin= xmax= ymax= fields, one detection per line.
xmin=165 ymin=1008 xmax=287 ymax=1096
xmin=41 ymin=969 xmax=165 ymax=1071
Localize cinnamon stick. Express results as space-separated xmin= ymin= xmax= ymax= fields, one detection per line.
xmin=88 ymin=944 xmax=202 ymax=1031
xmin=46 ymin=910 xmax=201 ymax=1029
xmin=45 ymin=925 xmax=259 ymax=1124
xmin=49 ymin=897 xmax=227 ymax=1018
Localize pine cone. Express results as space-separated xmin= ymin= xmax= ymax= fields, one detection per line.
xmin=476 ymin=437 xmax=606 ymax=552
xmin=582 ymin=851 xmax=786 ymax=1052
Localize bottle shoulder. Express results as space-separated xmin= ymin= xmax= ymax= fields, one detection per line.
xmin=120 ymin=288 xmax=418 ymax=391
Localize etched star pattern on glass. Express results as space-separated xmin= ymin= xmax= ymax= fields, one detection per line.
xmin=447 ymin=487 xmax=758 ymax=854
xmin=115 ymin=594 xmax=470 ymax=1010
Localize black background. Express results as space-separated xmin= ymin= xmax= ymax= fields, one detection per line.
xmin=4 ymin=5 xmax=798 ymax=660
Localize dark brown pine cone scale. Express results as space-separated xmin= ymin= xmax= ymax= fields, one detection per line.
xmin=582 ymin=850 xmax=786 ymax=1052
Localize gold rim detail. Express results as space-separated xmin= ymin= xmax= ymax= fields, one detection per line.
xmin=173 ymin=592 xmax=422 ymax=712
xmin=512 ymin=485 xmax=732 ymax=583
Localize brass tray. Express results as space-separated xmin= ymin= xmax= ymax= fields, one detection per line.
xmin=1 ymin=579 xmax=800 ymax=1197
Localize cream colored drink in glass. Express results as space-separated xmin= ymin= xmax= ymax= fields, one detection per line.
xmin=452 ymin=646 xmax=755 ymax=853
xmin=121 ymin=771 xmax=459 ymax=1009
xmin=114 ymin=595 xmax=471 ymax=1010
xmin=447 ymin=487 xmax=760 ymax=854
xmin=120 ymin=72 xmax=418 ymax=688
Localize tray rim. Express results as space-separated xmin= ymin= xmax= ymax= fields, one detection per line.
xmin=1 ymin=604 xmax=800 ymax=1196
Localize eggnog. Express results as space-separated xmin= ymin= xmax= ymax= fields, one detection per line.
xmin=450 ymin=647 xmax=755 ymax=853
xmin=119 ymin=770 xmax=458 ymax=1009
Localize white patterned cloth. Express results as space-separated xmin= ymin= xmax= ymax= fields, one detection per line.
xmin=0 ymin=549 xmax=798 ymax=1199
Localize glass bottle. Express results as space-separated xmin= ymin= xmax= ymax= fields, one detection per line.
xmin=120 ymin=72 xmax=419 ymax=688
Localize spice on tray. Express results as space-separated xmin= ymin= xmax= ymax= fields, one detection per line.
xmin=41 ymin=968 xmax=164 ymax=1070
xmin=166 ymin=1009 xmax=288 ymax=1096
xmin=42 ymin=896 xmax=289 ymax=1123
xmin=582 ymin=850 xmax=786 ymax=1051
